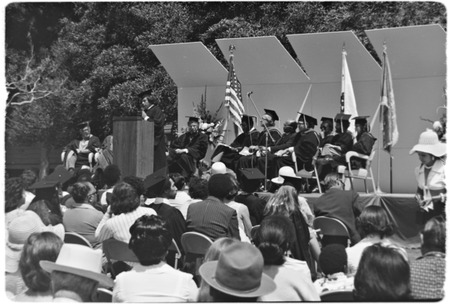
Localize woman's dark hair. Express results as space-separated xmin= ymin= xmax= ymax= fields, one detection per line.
xmin=122 ymin=176 xmax=145 ymax=197
xmin=19 ymin=232 xmax=63 ymax=292
xmin=169 ymin=173 xmax=185 ymax=191
xmin=319 ymin=244 xmax=347 ymax=275
xmin=421 ymin=215 xmax=446 ymax=254
xmin=21 ymin=169 xmax=37 ymax=190
xmin=70 ymin=182 xmax=90 ymax=204
xmin=110 ymin=182 xmax=140 ymax=215
xmin=51 ymin=271 xmax=99 ymax=302
xmin=5 ymin=177 xmax=25 ymax=213
xmin=129 ymin=214 xmax=172 ymax=266
xmin=254 ymin=215 xmax=295 ymax=266
xmin=28 ymin=199 xmax=62 ymax=226
xmin=354 ymin=243 xmax=411 ymax=301
xmin=103 ymin=164 xmax=121 ymax=187
xmin=356 ymin=205 xmax=395 ymax=239
xmin=188 ymin=177 xmax=208 ymax=200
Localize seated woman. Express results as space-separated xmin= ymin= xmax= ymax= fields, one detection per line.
xmin=353 ymin=243 xmax=411 ymax=301
xmin=254 ymin=215 xmax=320 ymax=301
xmin=113 ymin=214 xmax=198 ymax=302
xmin=346 ymin=205 xmax=395 ymax=275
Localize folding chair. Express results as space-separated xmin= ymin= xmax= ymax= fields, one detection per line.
xmin=250 ymin=225 xmax=260 ymax=242
xmin=64 ymin=232 xmax=92 ymax=248
xmin=320 ymin=290 xmax=354 ymax=301
xmin=102 ymin=238 xmax=139 ymax=278
xmin=180 ymin=232 xmax=213 ymax=280
xmin=95 ymin=287 xmax=113 ymax=302
xmin=313 ymin=216 xmax=351 ymax=247
xmin=168 ymin=239 xmax=182 ymax=270
xmin=292 ymin=149 xmax=322 ymax=193
xmin=338 ymin=150 xmax=376 ymax=193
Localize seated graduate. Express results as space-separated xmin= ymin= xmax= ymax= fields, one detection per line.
xmin=168 ymin=116 xmax=208 ymax=179
xmin=350 ymin=115 xmax=377 ymax=169
xmin=211 ymin=114 xmax=259 ymax=171
xmin=235 ymin=109 xmax=282 ymax=175
xmin=272 ymin=113 xmax=320 ymax=178
xmin=319 ymin=116 xmax=335 ymax=148
xmin=62 ymin=121 xmax=101 ymax=171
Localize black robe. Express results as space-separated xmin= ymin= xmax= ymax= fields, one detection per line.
xmin=145 ymin=105 xmax=167 ymax=172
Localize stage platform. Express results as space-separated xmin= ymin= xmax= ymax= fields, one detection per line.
xmin=256 ymin=192 xmax=421 ymax=249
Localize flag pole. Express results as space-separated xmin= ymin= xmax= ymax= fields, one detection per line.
xmin=296 ymin=84 xmax=312 ymax=121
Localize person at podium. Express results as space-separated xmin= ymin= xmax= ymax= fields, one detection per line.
xmin=167 ymin=116 xmax=208 ymax=179
xmin=140 ymin=89 xmax=167 ymax=172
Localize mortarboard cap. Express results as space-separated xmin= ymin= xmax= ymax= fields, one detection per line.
xmin=352 ymin=115 xmax=370 ymax=125
xmin=29 ymin=179 xmax=59 ymax=190
xmin=334 ymin=113 xmax=351 ymax=121
xmin=138 ymin=89 xmax=152 ymax=98
xmin=77 ymin=121 xmax=90 ymax=129
xmin=45 ymin=165 xmax=74 ymax=185
xmin=239 ymin=168 xmax=265 ymax=181
xmin=143 ymin=167 xmax=168 ymax=198
xmin=281 ymin=174 xmax=302 ymax=192
xmin=263 ymin=109 xmax=279 ymax=122
xmin=321 ymin=117 xmax=333 ymax=124
xmin=185 ymin=116 xmax=200 ymax=124
xmin=297 ymin=113 xmax=317 ymax=126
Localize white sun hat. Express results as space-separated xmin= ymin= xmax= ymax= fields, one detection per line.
xmin=409 ymin=129 xmax=447 ymax=157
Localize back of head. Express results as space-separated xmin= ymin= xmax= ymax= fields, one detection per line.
xmin=319 ymin=244 xmax=347 ymax=275
xmin=122 ymin=175 xmax=145 ymax=197
xmin=103 ymin=164 xmax=121 ymax=187
xmin=421 ymin=215 xmax=446 ymax=254
xmin=356 ymin=205 xmax=394 ymax=239
xmin=51 ymin=271 xmax=99 ymax=302
xmin=129 ymin=214 xmax=172 ymax=266
xmin=188 ymin=177 xmax=208 ymax=200
xmin=110 ymin=182 xmax=139 ymax=215
xmin=19 ymin=231 xmax=63 ymax=293
xmin=69 ymin=182 xmax=90 ymax=204
xmin=324 ymin=172 xmax=343 ymax=191
xmin=169 ymin=173 xmax=185 ymax=191
xmin=354 ymin=243 xmax=411 ymax=301
xmin=254 ymin=215 xmax=295 ymax=265
xmin=265 ymin=185 xmax=298 ymax=217
xmin=208 ymin=174 xmax=236 ymax=201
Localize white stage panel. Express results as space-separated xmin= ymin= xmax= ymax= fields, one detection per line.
xmin=216 ymin=36 xmax=309 ymax=85
xmin=149 ymin=42 xmax=228 ymax=87
xmin=287 ymin=31 xmax=381 ymax=83
xmin=365 ymin=24 xmax=446 ymax=78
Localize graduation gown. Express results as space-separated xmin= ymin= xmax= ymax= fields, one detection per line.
xmin=145 ymin=105 xmax=167 ymax=172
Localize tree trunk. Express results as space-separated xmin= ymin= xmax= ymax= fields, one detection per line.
xmin=39 ymin=144 xmax=50 ymax=179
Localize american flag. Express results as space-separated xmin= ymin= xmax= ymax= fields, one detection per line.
xmin=225 ymin=54 xmax=244 ymax=135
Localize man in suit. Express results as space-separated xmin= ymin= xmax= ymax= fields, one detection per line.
xmin=168 ymin=117 xmax=208 ymax=179
xmin=313 ymin=172 xmax=364 ymax=246
xmin=186 ymin=173 xmax=240 ymax=241
xmin=140 ymin=89 xmax=167 ymax=172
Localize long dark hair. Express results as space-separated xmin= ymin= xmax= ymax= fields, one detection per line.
xmin=356 ymin=205 xmax=395 ymax=239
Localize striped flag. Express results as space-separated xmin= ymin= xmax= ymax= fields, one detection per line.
xmin=225 ymin=54 xmax=244 ymax=135
xmin=341 ymin=46 xmax=358 ymax=133
xmin=380 ymin=44 xmax=399 ymax=153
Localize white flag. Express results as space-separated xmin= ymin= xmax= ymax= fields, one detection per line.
xmin=341 ymin=47 xmax=358 ymax=134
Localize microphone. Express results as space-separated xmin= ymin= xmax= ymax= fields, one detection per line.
xmin=247 ymin=91 xmax=253 ymax=97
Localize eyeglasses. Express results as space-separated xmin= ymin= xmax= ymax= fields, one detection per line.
xmin=88 ymin=192 xmax=97 ymax=199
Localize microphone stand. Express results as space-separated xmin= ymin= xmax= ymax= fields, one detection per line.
xmin=247 ymin=92 xmax=274 ymax=191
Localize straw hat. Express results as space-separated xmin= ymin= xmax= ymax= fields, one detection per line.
xmin=271 ymin=166 xmax=296 ymax=184
xmin=40 ymin=244 xmax=113 ymax=288
xmin=199 ymin=242 xmax=275 ymax=298
xmin=6 ymin=211 xmax=64 ymax=273
xmin=409 ymin=129 xmax=447 ymax=157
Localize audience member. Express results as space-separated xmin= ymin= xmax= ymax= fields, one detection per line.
xmin=346 ymin=205 xmax=395 ymax=274
xmin=6 ymin=211 xmax=64 ymax=298
xmin=350 ymin=116 xmax=377 ymax=168
xmin=14 ymin=231 xmax=63 ymax=302
xmin=95 ymin=182 xmax=156 ymax=243
xmin=167 ymin=173 xmax=192 ymax=212
xmin=234 ymin=168 xmax=267 ymax=226
xmin=20 ymin=169 xmax=38 ymax=208
xmin=186 ymin=174 xmax=240 ymax=241
xmin=264 ymin=185 xmax=315 ymax=280
xmin=180 ymin=177 xmax=208 ymax=219
xmin=199 ymin=242 xmax=276 ymax=302
xmin=314 ymin=172 xmax=363 ymax=246
xmin=113 ymin=214 xmax=198 ymax=302
xmin=63 ymin=182 xmax=104 ymax=248
xmin=197 ymin=237 xmax=239 ymax=301
xmin=28 ymin=199 xmax=63 ymax=226
xmin=122 ymin=175 xmax=146 ymax=205
xmin=314 ymin=244 xmax=354 ymax=294
xmin=254 ymin=215 xmax=319 ymax=301
xmin=99 ymin=164 xmax=122 ymax=207
xmin=410 ymin=215 xmax=445 ymax=300
xmin=353 ymin=243 xmax=411 ymax=301
xmin=40 ymin=243 xmax=113 ymax=302
xmin=5 ymin=177 xmax=27 ymax=226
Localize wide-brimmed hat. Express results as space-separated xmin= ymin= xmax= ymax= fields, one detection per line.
xmin=199 ymin=242 xmax=276 ymax=298
xmin=409 ymin=129 xmax=447 ymax=157
xmin=6 ymin=211 xmax=64 ymax=273
xmin=40 ymin=244 xmax=113 ymax=288
xmin=271 ymin=166 xmax=296 ymax=184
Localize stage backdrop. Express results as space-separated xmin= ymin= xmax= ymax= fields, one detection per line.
xmin=149 ymin=24 xmax=446 ymax=194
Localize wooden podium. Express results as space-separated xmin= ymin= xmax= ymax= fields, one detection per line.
xmin=113 ymin=116 xmax=154 ymax=178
